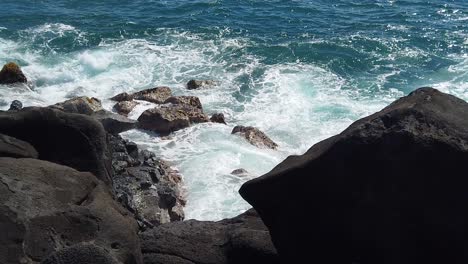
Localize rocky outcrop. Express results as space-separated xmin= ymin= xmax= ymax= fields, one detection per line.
xmin=164 ymin=96 xmax=203 ymax=110
xmin=109 ymin=134 xmax=185 ymax=230
xmin=210 ymin=113 xmax=226 ymax=124
xmin=138 ymin=106 xmax=191 ymax=135
xmin=240 ymin=87 xmax=468 ymax=264
xmin=0 ymin=133 xmax=38 ymax=158
xmin=186 ymin=80 xmax=217 ymax=90
xmin=111 ymin=92 xmax=134 ymax=102
xmin=113 ymin=100 xmax=139 ymax=116
xmin=133 ymin=87 xmax=172 ymax=104
xmin=51 ymin=96 xmax=103 ymax=115
xmin=0 ymin=158 xmax=142 ymax=264
xmin=0 ymin=62 xmax=27 ymax=84
xmin=140 ymin=209 xmax=279 ymax=264
xmin=231 ymin=126 xmax=278 ymax=149
xmin=8 ymin=100 xmax=22 ymax=111
xmin=92 ymin=110 xmax=138 ymax=134
xmin=0 ymin=107 xmax=113 ymax=185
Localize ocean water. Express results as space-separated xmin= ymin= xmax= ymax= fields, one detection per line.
xmin=0 ymin=0 xmax=467 ymax=220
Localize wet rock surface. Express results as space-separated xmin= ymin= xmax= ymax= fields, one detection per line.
xmin=51 ymin=96 xmax=103 ymax=115
xmin=113 ymin=100 xmax=139 ymax=116
xmin=133 ymin=87 xmax=172 ymax=104
xmin=210 ymin=113 xmax=226 ymax=124
xmin=0 ymin=62 xmax=27 ymax=84
xmin=92 ymin=109 xmax=138 ymax=134
xmin=186 ymin=80 xmax=218 ymax=90
xmin=231 ymin=126 xmax=278 ymax=149
xmin=8 ymin=100 xmax=23 ymax=111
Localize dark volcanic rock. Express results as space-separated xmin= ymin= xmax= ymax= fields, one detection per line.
xmin=164 ymin=96 xmax=203 ymax=110
xmin=111 ymin=92 xmax=134 ymax=102
xmin=92 ymin=109 xmax=138 ymax=134
xmin=41 ymin=244 xmax=119 ymax=264
xmin=140 ymin=209 xmax=279 ymax=264
xmin=8 ymin=100 xmax=22 ymax=111
xmin=0 ymin=133 xmax=38 ymax=158
xmin=231 ymin=126 xmax=278 ymax=149
xmin=138 ymin=106 xmax=190 ymax=135
xmin=0 ymin=62 xmax=27 ymax=84
xmin=186 ymin=80 xmax=217 ymax=90
xmin=51 ymin=96 xmax=103 ymax=115
xmin=210 ymin=113 xmax=226 ymax=124
xmin=0 ymin=158 xmax=142 ymax=264
xmin=0 ymin=107 xmax=112 ymax=185
xmin=109 ymin=134 xmax=185 ymax=230
xmin=113 ymin=100 xmax=139 ymax=116
xmin=133 ymin=87 xmax=172 ymax=104
xmin=240 ymin=87 xmax=468 ymax=264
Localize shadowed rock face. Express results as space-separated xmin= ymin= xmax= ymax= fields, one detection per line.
xmin=210 ymin=113 xmax=226 ymax=124
xmin=0 ymin=62 xmax=27 ymax=84
xmin=0 ymin=158 xmax=142 ymax=264
xmin=140 ymin=209 xmax=279 ymax=264
xmin=0 ymin=107 xmax=113 ymax=185
xmin=240 ymin=88 xmax=468 ymax=264
xmin=0 ymin=133 xmax=38 ymax=158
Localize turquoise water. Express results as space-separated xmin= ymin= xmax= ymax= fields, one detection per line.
xmin=1 ymin=0 xmax=467 ymax=220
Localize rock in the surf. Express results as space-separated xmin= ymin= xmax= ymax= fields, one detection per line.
xmin=110 ymin=92 xmax=134 ymax=102
xmin=165 ymin=96 xmax=203 ymax=110
xmin=51 ymin=96 xmax=103 ymax=115
xmin=92 ymin=109 xmax=138 ymax=134
xmin=210 ymin=113 xmax=226 ymax=124
xmin=186 ymin=79 xmax=218 ymax=90
xmin=133 ymin=86 xmax=172 ymax=104
xmin=8 ymin=100 xmax=22 ymax=111
xmin=240 ymin=87 xmax=468 ymax=264
xmin=232 ymin=125 xmax=278 ymax=149
xmin=0 ymin=62 xmax=27 ymax=84
xmin=113 ymin=100 xmax=139 ymax=116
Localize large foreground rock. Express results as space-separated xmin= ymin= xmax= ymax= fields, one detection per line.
xmin=0 ymin=133 xmax=38 ymax=158
xmin=0 ymin=158 xmax=142 ymax=264
xmin=232 ymin=126 xmax=278 ymax=149
xmin=0 ymin=107 xmax=112 ymax=185
xmin=140 ymin=209 xmax=279 ymax=264
xmin=0 ymin=62 xmax=27 ymax=84
xmin=240 ymin=88 xmax=468 ymax=264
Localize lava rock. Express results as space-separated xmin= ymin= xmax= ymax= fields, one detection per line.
xmin=186 ymin=80 xmax=217 ymax=90
xmin=210 ymin=113 xmax=226 ymax=124
xmin=110 ymin=92 xmax=134 ymax=102
xmin=0 ymin=133 xmax=38 ymax=158
xmin=8 ymin=100 xmax=22 ymax=111
xmin=133 ymin=87 xmax=172 ymax=104
xmin=240 ymin=87 xmax=468 ymax=264
xmin=0 ymin=62 xmax=27 ymax=84
xmin=0 ymin=107 xmax=112 ymax=185
xmin=92 ymin=109 xmax=138 ymax=134
xmin=113 ymin=100 xmax=139 ymax=116
xmin=232 ymin=126 xmax=278 ymax=149
xmin=0 ymin=158 xmax=142 ymax=264
xmin=51 ymin=96 xmax=103 ymax=115
xmin=140 ymin=209 xmax=279 ymax=264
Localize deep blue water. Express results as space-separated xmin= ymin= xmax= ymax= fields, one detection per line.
xmin=1 ymin=0 xmax=467 ymax=220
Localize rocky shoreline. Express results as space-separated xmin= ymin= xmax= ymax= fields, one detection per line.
xmin=2 ymin=62 xmax=468 ymax=263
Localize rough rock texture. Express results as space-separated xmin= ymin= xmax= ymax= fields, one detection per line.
xmin=92 ymin=109 xmax=138 ymax=134
xmin=0 ymin=158 xmax=142 ymax=264
xmin=41 ymin=244 xmax=119 ymax=264
xmin=0 ymin=62 xmax=27 ymax=84
xmin=0 ymin=133 xmax=38 ymax=158
xmin=113 ymin=100 xmax=139 ymax=116
xmin=231 ymin=126 xmax=278 ymax=149
xmin=186 ymin=80 xmax=217 ymax=90
xmin=210 ymin=113 xmax=226 ymax=124
xmin=111 ymin=92 xmax=134 ymax=102
xmin=51 ymin=96 xmax=103 ymax=115
xmin=8 ymin=100 xmax=23 ymax=111
xmin=240 ymin=87 xmax=468 ymax=264
xmin=138 ymin=106 xmax=190 ymax=135
xmin=0 ymin=107 xmax=112 ymax=185
xmin=140 ymin=209 xmax=279 ymax=264
xmin=164 ymin=96 xmax=203 ymax=110
xmin=133 ymin=87 xmax=172 ymax=104
xmin=109 ymin=134 xmax=185 ymax=230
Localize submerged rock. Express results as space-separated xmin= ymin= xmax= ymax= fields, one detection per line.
xmin=109 ymin=134 xmax=185 ymax=230
xmin=92 ymin=109 xmax=138 ymax=134
xmin=140 ymin=209 xmax=279 ymax=264
xmin=0 ymin=158 xmax=142 ymax=264
xmin=113 ymin=100 xmax=139 ymax=116
xmin=8 ymin=100 xmax=22 ymax=111
xmin=0 ymin=62 xmax=27 ymax=84
xmin=210 ymin=113 xmax=226 ymax=124
xmin=0 ymin=107 xmax=113 ymax=185
xmin=232 ymin=126 xmax=278 ymax=149
xmin=0 ymin=133 xmax=38 ymax=158
xmin=133 ymin=86 xmax=172 ymax=104
xmin=186 ymin=79 xmax=218 ymax=90
xmin=240 ymin=87 xmax=468 ymax=264
xmin=51 ymin=96 xmax=103 ymax=115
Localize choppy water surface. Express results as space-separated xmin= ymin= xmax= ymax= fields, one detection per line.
xmin=1 ymin=0 xmax=467 ymax=220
